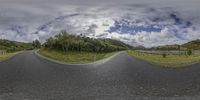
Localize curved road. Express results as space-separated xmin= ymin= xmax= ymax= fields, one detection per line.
xmin=1 ymin=51 xmax=200 ymax=100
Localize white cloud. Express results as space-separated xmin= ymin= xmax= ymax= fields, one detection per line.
xmin=0 ymin=1 xmax=200 ymax=47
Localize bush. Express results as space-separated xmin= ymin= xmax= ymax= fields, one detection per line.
xmin=32 ymin=39 xmax=41 ymax=49
xmin=162 ymin=53 xmax=167 ymax=58
xmin=187 ymin=49 xmax=192 ymax=56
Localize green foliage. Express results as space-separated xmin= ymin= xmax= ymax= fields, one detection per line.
xmin=39 ymin=49 xmax=114 ymax=64
xmin=0 ymin=39 xmax=32 ymax=52
xmin=187 ymin=49 xmax=192 ymax=56
xmin=43 ymin=31 xmax=128 ymax=53
xmin=32 ymin=39 xmax=41 ymax=48
xmin=127 ymin=50 xmax=200 ymax=68
xmin=0 ymin=52 xmax=21 ymax=61
xmin=162 ymin=53 xmax=167 ymax=58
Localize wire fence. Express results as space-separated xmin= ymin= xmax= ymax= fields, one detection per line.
xmin=136 ymin=50 xmax=200 ymax=55
xmin=0 ymin=50 xmax=6 ymax=55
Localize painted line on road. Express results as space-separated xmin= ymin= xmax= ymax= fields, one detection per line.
xmin=34 ymin=50 xmax=125 ymax=66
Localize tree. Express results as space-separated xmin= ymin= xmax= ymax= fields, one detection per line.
xmin=42 ymin=31 xmax=127 ymax=52
xmin=162 ymin=53 xmax=167 ymax=58
xmin=32 ymin=39 xmax=41 ymax=48
xmin=187 ymin=49 xmax=192 ymax=56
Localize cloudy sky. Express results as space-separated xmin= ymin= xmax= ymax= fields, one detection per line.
xmin=0 ymin=0 xmax=200 ymax=47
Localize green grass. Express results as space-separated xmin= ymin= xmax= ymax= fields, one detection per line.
xmin=0 ymin=52 xmax=21 ymax=62
xmin=38 ymin=49 xmax=115 ymax=64
xmin=127 ymin=50 xmax=200 ymax=68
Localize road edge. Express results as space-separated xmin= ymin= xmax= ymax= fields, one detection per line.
xmin=0 ymin=51 xmax=24 ymax=63
xmin=34 ymin=50 xmax=124 ymax=66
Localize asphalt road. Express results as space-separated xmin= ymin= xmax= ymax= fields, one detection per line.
xmin=1 ymin=51 xmax=200 ymax=100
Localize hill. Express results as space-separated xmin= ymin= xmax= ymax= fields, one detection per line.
xmin=148 ymin=39 xmax=200 ymax=50
xmin=151 ymin=44 xmax=181 ymax=50
xmin=101 ymin=39 xmax=132 ymax=49
xmin=0 ymin=39 xmax=32 ymax=52
xmin=182 ymin=39 xmax=200 ymax=50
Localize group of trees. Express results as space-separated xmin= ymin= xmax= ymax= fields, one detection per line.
xmin=32 ymin=40 xmax=41 ymax=49
xmin=0 ymin=31 xmax=129 ymax=53
xmin=43 ymin=31 xmax=128 ymax=53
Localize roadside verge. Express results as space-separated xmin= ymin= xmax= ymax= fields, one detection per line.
xmin=34 ymin=50 xmax=124 ymax=66
xmin=0 ymin=51 xmax=24 ymax=62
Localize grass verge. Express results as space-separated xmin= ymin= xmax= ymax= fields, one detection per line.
xmin=0 ymin=52 xmax=21 ymax=62
xmin=127 ymin=50 xmax=200 ymax=68
xmin=38 ymin=49 xmax=114 ymax=64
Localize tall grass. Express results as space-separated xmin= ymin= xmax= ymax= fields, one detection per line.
xmin=39 ymin=49 xmax=114 ymax=64
xmin=128 ymin=50 xmax=200 ymax=68
xmin=0 ymin=52 xmax=21 ymax=61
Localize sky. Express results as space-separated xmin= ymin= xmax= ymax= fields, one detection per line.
xmin=0 ymin=0 xmax=200 ymax=47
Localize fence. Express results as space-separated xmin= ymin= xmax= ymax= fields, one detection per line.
xmin=0 ymin=50 xmax=6 ymax=55
xmin=136 ymin=50 xmax=186 ymax=55
xmin=136 ymin=50 xmax=200 ymax=56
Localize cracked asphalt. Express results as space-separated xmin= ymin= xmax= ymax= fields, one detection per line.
xmin=1 ymin=51 xmax=200 ymax=100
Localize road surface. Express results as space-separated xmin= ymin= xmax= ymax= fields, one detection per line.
xmin=0 ymin=51 xmax=200 ymax=100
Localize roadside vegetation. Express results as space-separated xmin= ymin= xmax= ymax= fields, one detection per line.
xmin=0 ymin=39 xmax=32 ymax=52
xmin=0 ymin=39 xmax=33 ymax=61
xmin=39 ymin=49 xmax=114 ymax=64
xmin=128 ymin=50 xmax=200 ymax=68
xmin=32 ymin=39 xmax=41 ymax=49
xmin=39 ymin=31 xmax=128 ymax=64
xmin=127 ymin=39 xmax=200 ymax=68
xmin=0 ymin=51 xmax=22 ymax=61
xmin=43 ymin=31 xmax=128 ymax=52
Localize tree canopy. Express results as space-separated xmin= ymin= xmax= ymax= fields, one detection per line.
xmin=43 ymin=31 xmax=129 ymax=53
xmin=32 ymin=39 xmax=41 ymax=48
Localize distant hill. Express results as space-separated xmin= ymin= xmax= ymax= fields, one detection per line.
xmin=149 ymin=39 xmax=200 ymax=50
xmin=182 ymin=39 xmax=200 ymax=50
xmin=102 ymin=39 xmax=133 ymax=49
xmin=151 ymin=44 xmax=181 ymax=50
xmin=132 ymin=45 xmax=146 ymax=50
xmin=0 ymin=39 xmax=32 ymax=52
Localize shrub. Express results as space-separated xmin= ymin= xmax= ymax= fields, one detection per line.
xmin=162 ymin=53 xmax=167 ymax=58
xmin=187 ymin=49 xmax=192 ymax=56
